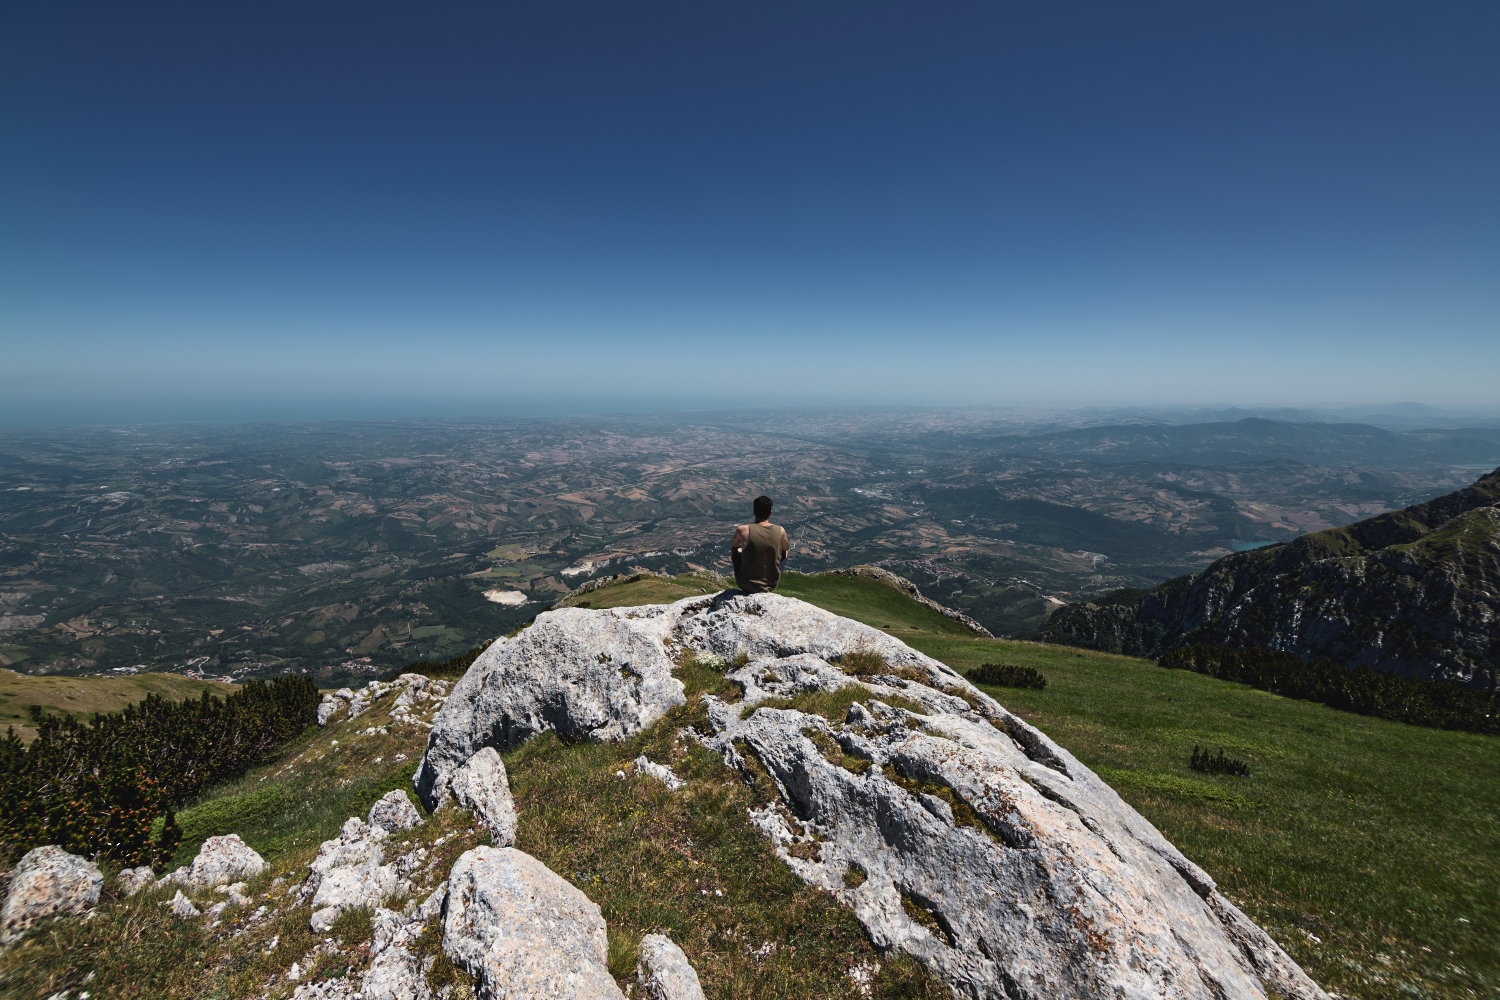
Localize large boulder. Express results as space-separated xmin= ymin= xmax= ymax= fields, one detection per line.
xmin=164 ymin=833 xmax=267 ymax=888
xmin=446 ymin=748 xmax=518 ymax=846
xmin=442 ymin=846 xmax=624 ymax=999
xmin=420 ymin=591 xmax=1329 ymax=1000
xmin=414 ymin=607 xmax=688 ymax=808
xmin=636 ymin=933 xmax=705 ymax=1000
xmin=0 ymin=846 xmax=104 ymax=945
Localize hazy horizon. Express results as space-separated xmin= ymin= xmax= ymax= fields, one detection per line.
xmin=3 ymin=2 xmax=1497 ymax=419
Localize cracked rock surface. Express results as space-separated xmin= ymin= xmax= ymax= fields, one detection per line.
xmin=445 ymin=747 xmax=518 ymax=846
xmin=0 ymin=846 xmax=103 ymax=946
xmin=414 ymin=605 xmax=689 ymax=807
xmin=443 ymin=845 xmax=624 ymax=1000
xmin=636 ymin=933 xmax=704 ymax=1000
xmin=420 ymin=591 xmax=1328 ymax=1000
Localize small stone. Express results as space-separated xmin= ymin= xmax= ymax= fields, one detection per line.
xmin=169 ymin=891 xmax=201 ymax=919
xmin=116 ymin=866 xmax=155 ymax=896
xmin=369 ymin=790 xmax=422 ymax=835
xmin=636 ymin=933 xmax=706 ymax=1000
xmin=634 ymin=756 xmax=684 ymax=791
xmin=0 ymin=846 xmax=104 ymax=945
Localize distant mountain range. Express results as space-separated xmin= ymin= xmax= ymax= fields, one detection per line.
xmin=983 ymin=419 xmax=1500 ymax=469
xmin=1032 ymin=467 xmax=1500 ymax=687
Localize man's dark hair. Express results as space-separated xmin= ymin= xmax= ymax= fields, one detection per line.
xmin=753 ymin=495 xmax=773 ymax=521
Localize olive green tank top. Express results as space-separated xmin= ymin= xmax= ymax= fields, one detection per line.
xmin=736 ymin=522 xmax=783 ymax=594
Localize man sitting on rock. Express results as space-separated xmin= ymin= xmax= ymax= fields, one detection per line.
xmin=731 ymin=495 xmax=790 ymax=594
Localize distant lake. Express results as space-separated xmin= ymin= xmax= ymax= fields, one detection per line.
xmin=1452 ymin=463 xmax=1499 ymax=470
xmin=1231 ymin=541 xmax=1280 ymax=551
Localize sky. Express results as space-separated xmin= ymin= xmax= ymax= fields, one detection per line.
xmin=1 ymin=1 xmax=1497 ymax=426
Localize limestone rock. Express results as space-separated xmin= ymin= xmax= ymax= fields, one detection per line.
xmin=634 ymin=756 xmax=684 ymax=792
xmin=311 ymin=862 xmax=400 ymax=928
xmin=319 ymin=693 xmax=349 ymax=726
xmin=446 ymin=748 xmax=518 ymax=845
xmin=636 ymin=933 xmax=705 ymax=1000
xmin=169 ymin=890 xmax=201 ymax=919
xmin=420 ymin=591 xmax=1328 ymax=1000
xmin=304 ymin=815 xmax=403 ymax=930
xmin=414 ymin=606 xmax=688 ymax=807
xmin=0 ymin=846 xmax=104 ymax=945
xmin=714 ymin=694 xmax=1328 ymax=1000
xmin=442 ymin=846 xmax=624 ymax=999
xmin=116 ymin=865 xmax=155 ymax=896
xmin=369 ymin=790 xmax=423 ymax=835
xmin=166 ymin=833 xmax=267 ymax=888
xmin=358 ymin=906 xmax=432 ymax=1000
xmin=309 ymin=818 xmax=387 ymax=888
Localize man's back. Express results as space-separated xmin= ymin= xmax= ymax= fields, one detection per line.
xmin=735 ymin=521 xmax=786 ymax=593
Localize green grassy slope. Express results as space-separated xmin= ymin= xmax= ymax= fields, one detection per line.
xmin=773 ymin=572 xmax=980 ymax=637
xmin=0 ymin=668 xmax=237 ymax=742
xmin=570 ymin=573 xmax=1500 ymax=1000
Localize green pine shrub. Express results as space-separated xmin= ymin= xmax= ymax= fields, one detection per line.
xmin=1159 ymin=645 xmax=1498 ymax=734
xmin=968 ymin=662 xmax=1047 ymax=689
xmin=0 ymin=675 xmax=318 ymax=865
xmin=1190 ymin=745 xmax=1250 ymax=777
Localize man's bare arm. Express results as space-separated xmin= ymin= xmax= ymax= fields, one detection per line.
xmin=780 ymin=526 xmax=790 ymax=559
xmin=731 ymin=524 xmax=748 ymax=552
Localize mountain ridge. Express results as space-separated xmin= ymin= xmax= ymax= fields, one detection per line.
xmin=1031 ymin=467 xmax=1500 ymax=685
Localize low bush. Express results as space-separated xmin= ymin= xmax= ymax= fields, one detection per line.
xmin=968 ymin=662 xmax=1047 ymax=689
xmin=1160 ymin=645 xmax=1498 ymax=734
xmin=0 ymin=675 xmax=318 ymax=865
xmin=1190 ymin=745 xmax=1250 ymax=777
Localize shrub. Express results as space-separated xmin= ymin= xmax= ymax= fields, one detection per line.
xmin=1190 ymin=745 xmax=1250 ymax=777
xmin=968 ymin=663 xmax=1047 ymax=689
xmin=1160 ymin=645 xmax=1499 ymax=735
xmin=0 ymin=675 xmax=318 ymax=865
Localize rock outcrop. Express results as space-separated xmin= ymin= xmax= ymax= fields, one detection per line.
xmin=160 ymin=833 xmax=267 ymax=889
xmin=414 ymin=606 xmax=688 ymax=808
xmin=304 ymin=817 xmax=406 ymax=932
xmin=116 ymin=865 xmax=155 ymax=896
xmin=1034 ymin=467 xmax=1500 ymax=685
xmin=443 ymin=846 xmax=624 ymax=999
xmin=320 ymin=675 xmax=450 ymax=728
xmin=636 ymin=933 xmax=705 ymax=1000
xmin=0 ymin=846 xmax=103 ymax=946
xmin=420 ymin=591 xmax=1328 ymax=999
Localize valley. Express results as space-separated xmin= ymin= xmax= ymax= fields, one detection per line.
xmin=1 ymin=411 xmax=1493 ymax=685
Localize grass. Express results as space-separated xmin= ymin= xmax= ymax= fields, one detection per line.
xmin=0 ymin=682 xmax=486 ymax=1000
xmin=554 ymin=572 xmax=721 ymax=610
xmin=0 ymin=667 xmax=237 ymax=742
xmin=775 ymin=573 xmax=978 ymax=638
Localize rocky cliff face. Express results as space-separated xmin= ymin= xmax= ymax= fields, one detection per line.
xmin=419 ymin=591 xmax=1328 ymax=1000
xmin=1034 ymin=467 xmax=1500 ymax=686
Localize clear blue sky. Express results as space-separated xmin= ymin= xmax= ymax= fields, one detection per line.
xmin=2 ymin=1 xmax=1496 ymax=425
